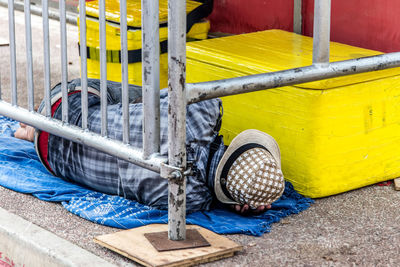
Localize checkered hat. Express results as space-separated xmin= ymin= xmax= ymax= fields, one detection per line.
xmin=214 ymin=129 xmax=285 ymax=208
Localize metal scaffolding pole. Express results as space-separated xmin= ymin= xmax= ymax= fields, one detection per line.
xmin=8 ymin=0 xmax=17 ymax=106
xmin=24 ymin=0 xmax=34 ymax=111
xmin=120 ymin=0 xmax=130 ymax=144
xmin=186 ymin=52 xmax=400 ymax=103
xmin=142 ymin=0 xmax=161 ymax=159
xmin=293 ymin=0 xmax=302 ymax=34
xmin=99 ymin=0 xmax=108 ymax=136
xmin=42 ymin=0 xmax=52 ymax=117
xmin=167 ymin=0 xmax=187 ymax=241
xmin=313 ymin=0 xmax=331 ymax=64
xmin=79 ymin=0 xmax=88 ymax=129
xmin=60 ymin=0 xmax=69 ymax=122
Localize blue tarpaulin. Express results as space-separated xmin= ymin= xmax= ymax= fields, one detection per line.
xmin=0 ymin=116 xmax=313 ymax=236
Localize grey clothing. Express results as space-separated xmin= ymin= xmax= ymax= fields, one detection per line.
xmin=36 ymin=79 xmax=225 ymax=212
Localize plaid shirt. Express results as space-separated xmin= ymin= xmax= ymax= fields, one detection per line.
xmin=36 ymin=79 xmax=225 ymax=212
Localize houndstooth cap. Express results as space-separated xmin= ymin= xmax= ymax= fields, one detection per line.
xmin=224 ymin=148 xmax=284 ymax=208
xmin=214 ymin=129 xmax=285 ymax=208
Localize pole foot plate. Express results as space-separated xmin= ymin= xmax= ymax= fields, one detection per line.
xmin=94 ymin=224 xmax=242 ymax=267
xmin=144 ymin=229 xmax=210 ymax=252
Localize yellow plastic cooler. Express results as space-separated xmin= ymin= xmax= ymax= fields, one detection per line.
xmin=186 ymin=30 xmax=400 ymax=198
xmin=78 ymin=0 xmax=210 ymax=87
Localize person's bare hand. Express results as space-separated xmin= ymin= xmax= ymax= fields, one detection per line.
xmin=229 ymin=204 xmax=271 ymax=215
xmin=14 ymin=123 xmax=35 ymax=142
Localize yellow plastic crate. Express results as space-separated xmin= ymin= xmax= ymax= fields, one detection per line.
xmin=79 ymin=0 xmax=210 ymax=87
xmin=186 ymin=30 xmax=400 ymax=198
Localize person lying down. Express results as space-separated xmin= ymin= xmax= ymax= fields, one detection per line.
xmin=14 ymin=79 xmax=285 ymax=215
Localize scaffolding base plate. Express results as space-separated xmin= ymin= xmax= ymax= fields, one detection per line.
xmin=144 ymin=229 xmax=210 ymax=252
xmin=94 ymin=224 xmax=242 ymax=267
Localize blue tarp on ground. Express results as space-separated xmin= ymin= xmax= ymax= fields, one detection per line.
xmin=0 ymin=116 xmax=313 ymax=236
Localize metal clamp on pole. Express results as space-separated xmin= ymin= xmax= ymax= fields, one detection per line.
xmin=160 ymin=162 xmax=193 ymax=180
xmin=160 ymin=162 xmax=184 ymax=180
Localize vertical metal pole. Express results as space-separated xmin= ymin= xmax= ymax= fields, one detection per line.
xmin=99 ymin=0 xmax=108 ymax=137
xmin=24 ymin=0 xmax=34 ymax=111
xmin=8 ymin=0 xmax=17 ymax=106
xmin=312 ymin=0 xmax=331 ymax=64
xmin=43 ymin=0 xmax=51 ymax=117
xmin=120 ymin=0 xmax=130 ymax=144
xmin=60 ymin=0 xmax=68 ymax=122
xmin=293 ymin=0 xmax=302 ymax=34
xmin=167 ymin=0 xmax=187 ymax=241
xmin=79 ymin=0 xmax=88 ymax=129
xmin=142 ymin=0 xmax=160 ymax=158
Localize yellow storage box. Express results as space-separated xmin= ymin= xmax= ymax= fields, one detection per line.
xmin=79 ymin=0 xmax=210 ymax=87
xmin=186 ymin=30 xmax=400 ymax=198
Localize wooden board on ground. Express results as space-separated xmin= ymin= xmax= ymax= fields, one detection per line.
xmin=394 ymin=178 xmax=400 ymax=191
xmin=94 ymin=224 xmax=242 ymax=267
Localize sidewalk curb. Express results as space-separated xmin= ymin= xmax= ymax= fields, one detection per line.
xmin=0 ymin=207 xmax=115 ymax=267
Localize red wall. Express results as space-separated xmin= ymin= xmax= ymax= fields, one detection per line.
xmin=208 ymin=0 xmax=294 ymax=34
xmin=209 ymin=0 xmax=400 ymax=52
xmin=302 ymin=0 xmax=400 ymax=52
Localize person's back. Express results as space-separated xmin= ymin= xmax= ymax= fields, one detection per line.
xmin=34 ymin=79 xmax=224 ymax=212
xmin=16 ymin=79 xmax=285 ymax=215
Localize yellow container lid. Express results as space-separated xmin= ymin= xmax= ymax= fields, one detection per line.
xmin=187 ymin=30 xmax=400 ymax=90
xmin=85 ymin=0 xmax=202 ymax=28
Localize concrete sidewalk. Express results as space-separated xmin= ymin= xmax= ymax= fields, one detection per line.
xmin=1 ymin=6 xmax=400 ymax=267
xmin=2 ymin=177 xmax=400 ymax=266
xmin=0 ymin=206 xmax=114 ymax=267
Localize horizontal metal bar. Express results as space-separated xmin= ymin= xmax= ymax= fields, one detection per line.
xmin=186 ymin=52 xmax=400 ymax=103
xmin=0 ymin=0 xmax=77 ymax=25
xmin=0 ymin=101 xmax=166 ymax=172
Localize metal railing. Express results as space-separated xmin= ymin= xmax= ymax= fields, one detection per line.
xmin=1 ymin=0 xmax=400 ymax=241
